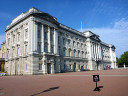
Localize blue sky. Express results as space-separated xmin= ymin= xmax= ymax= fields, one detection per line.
xmin=0 ymin=0 xmax=128 ymax=57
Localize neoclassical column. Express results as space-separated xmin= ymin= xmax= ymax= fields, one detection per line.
xmin=97 ymin=44 xmax=99 ymax=59
xmin=99 ymin=46 xmax=101 ymax=59
xmin=48 ymin=26 xmax=51 ymax=53
xmin=94 ymin=43 xmax=96 ymax=59
xmin=87 ymin=40 xmax=92 ymax=60
xmin=43 ymin=56 xmax=47 ymax=74
xmin=96 ymin=43 xmax=98 ymax=60
xmin=54 ymin=28 xmax=58 ymax=55
xmin=35 ymin=22 xmax=38 ymax=52
xmin=51 ymin=62 xmax=55 ymax=74
xmin=31 ymin=20 xmax=38 ymax=52
xmin=41 ymin=24 xmax=44 ymax=52
xmin=95 ymin=44 xmax=97 ymax=59
xmin=90 ymin=43 xmax=92 ymax=58
xmin=91 ymin=43 xmax=94 ymax=59
xmin=76 ymin=64 xmax=78 ymax=71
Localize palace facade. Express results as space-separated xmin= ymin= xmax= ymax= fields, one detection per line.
xmin=5 ymin=8 xmax=117 ymax=75
xmin=0 ymin=41 xmax=6 ymax=72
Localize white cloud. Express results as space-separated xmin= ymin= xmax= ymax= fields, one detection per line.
xmin=78 ymin=18 xmax=128 ymax=57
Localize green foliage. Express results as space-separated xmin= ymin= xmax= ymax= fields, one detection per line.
xmin=117 ymin=51 xmax=128 ymax=67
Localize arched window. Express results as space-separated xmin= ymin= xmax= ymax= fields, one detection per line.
xmin=73 ymin=50 xmax=76 ymax=57
xmin=63 ymin=49 xmax=66 ymax=56
xmin=69 ymin=49 xmax=71 ymax=56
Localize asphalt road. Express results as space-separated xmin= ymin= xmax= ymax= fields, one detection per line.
xmin=0 ymin=68 xmax=128 ymax=96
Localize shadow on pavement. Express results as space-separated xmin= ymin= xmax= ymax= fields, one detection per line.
xmin=31 ymin=86 xmax=59 ymax=96
xmin=0 ymin=88 xmax=3 ymax=90
xmin=93 ymin=86 xmax=104 ymax=92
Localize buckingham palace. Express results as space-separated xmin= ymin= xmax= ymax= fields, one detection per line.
xmin=4 ymin=8 xmax=117 ymax=75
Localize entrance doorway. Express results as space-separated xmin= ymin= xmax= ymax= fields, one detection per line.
xmin=73 ymin=63 xmax=76 ymax=72
xmin=47 ymin=63 xmax=51 ymax=74
xmin=81 ymin=66 xmax=83 ymax=71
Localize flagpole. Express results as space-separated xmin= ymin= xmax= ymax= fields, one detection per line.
xmin=81 ymin=21 xmax=83 ymax=32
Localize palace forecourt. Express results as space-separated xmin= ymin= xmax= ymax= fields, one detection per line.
xmin=0 ymin=68 xmax=128 ymax=96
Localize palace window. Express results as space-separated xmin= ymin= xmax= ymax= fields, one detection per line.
xmin=51 ymin=46 xmax=54 ymax=54
xmin=44 ymin=25 xmax=48 ymax=39
xmin=73 ymin=41 xmax=75 ymax=46
xmin=37 ymin=43 xmax=41 ymax=52
xmin=73 ymin=50 xmax=75 ymax=57
xmin=25 ymin=28 xmax=28 ymax=39
xmin=58 ymin=47 xmax=61 ymax=55
xmin=81 ymin=44 xmax=83 ymax=49
xmin=38 ymin=24 xmax=41 ymax=38
xmin=78 ymin=51 xmax=80 ymax=57
xmin=39 ymin=64 xmax=42 ymax=70
xmin=8 ymin=38 xmax=10 ymax=45
xmin=44 ymin=32 xmax=47 ymax=39
xmin=68 ymin=39 xmax=70 ymax=45
xmin=64 ymin=64 xmax=66 ymax=70
xmin=25 ymin=45 xmax=28 ymax=54
xmin=77 ymin=42 xmax=79 ymax=48
xmin=7 ymin=51 xmax=9 ymax=58
xmin=12 ymin=49 xmax=14 ymax=57
xmin=13 ymin=35 xmax=15 ymax=44
xmin=17 ymin=33 xmax=20 ymax=42
xmin=63 ymin=49 xmax=65 ymax=56
xmin=69 ymin=64 xmax=71 ymax=70
xmin=81 ymin=52 xmax=83 ymax=58
xmin=17 ymin=47 xmax=20 ymax=56
xmin=69 ymin=49 xmax=71 ymax=56
xmin=44 ymin=44 xmax=48 ymax=53
xmin=63 ymin=38 xmax=65 ymax=45
xmin=38 ymin=30 xmax=41 ymax=38
xmin=50 ymin=27 xmax=54 ymax=41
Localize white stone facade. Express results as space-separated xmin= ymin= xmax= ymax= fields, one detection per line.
xmin=5 ymin=8 xmax=117 ymax=75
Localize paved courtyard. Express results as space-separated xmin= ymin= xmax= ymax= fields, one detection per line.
xmin=0 ymin=68 xmax=128 ymax=96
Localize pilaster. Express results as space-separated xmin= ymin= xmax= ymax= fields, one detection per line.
xmin=41 ymin=24 xmax=44 ymax=52
xmin=51 ymin=62 xmax=55 ymax=74
xmin=48 ymin=26 xmax=51 ymax=53
xmin=43 ymin=55 xmax=47 ymax=74
xmin=54 ymin=28 xmax=58 ymax=55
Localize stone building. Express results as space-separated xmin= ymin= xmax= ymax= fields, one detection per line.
xmin=0 ymin=41 xmax=6 ymax=72
xmin=5 ymin=8 xmax=117 ymax=75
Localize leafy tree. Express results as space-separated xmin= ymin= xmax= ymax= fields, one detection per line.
xmin=117 ymin=51 xmax=128 ymax=67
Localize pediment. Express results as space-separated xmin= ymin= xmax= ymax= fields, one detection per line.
xmin=90 ymin=35 xmax=101 ymax=42
xmin=35 ymin=13 xmax=57 ymax=23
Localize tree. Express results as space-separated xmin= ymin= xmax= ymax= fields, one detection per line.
xmin=117 ymin=51 xmax=128 ymax=67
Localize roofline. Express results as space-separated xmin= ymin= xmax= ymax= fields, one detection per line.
xmin=5 ymin=8 xmax=87 ymax=38
xmin=84 ymin=30 xmax=99 ymax=37
xmin=58 ymin=23 xmax=86 ymax=38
